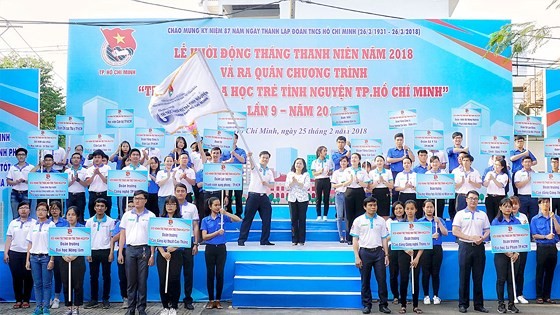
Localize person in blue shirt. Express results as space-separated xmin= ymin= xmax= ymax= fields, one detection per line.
xmin=530 ymin=198 xmax=560 ymax=304
xmin=332 ymin=136 xmax=351 ymax=171
xmin=109 ymin=141 xmax=131 ymax=170
xmin=222 ymin=133 xmax=247 ymax=217
xmin=446 ymin=132 xmax=469 ymax=221
xmin=387 ymin=133 xmax=415 ymax=203
xmin=510 ymin=135 xmax=537 ymax=196
xmin=201 ymin=197 xmax=241 ymax=310
xmin=418 ymin=199 xmax=448 ymax=306
xmin=491 ymin=198 xmax=521 ymax=314
xmin=413 ymin=150 xmax=428 ymax=174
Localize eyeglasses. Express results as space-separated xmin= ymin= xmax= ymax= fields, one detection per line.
xmin=133 ymin=197 xmax=146 ymax=201
xmin=466 ymin=197 xmax=478 ymax=201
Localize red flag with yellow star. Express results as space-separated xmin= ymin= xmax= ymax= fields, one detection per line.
xmin=100 ymin=28 xmax=137 ymax=50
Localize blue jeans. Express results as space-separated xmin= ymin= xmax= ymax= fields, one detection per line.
xmin=11 ymin=190 xmax=29 ymax=219
xmin=158 ymin=196 xmax=168 ymax=214
xmin=30 ymin=254 xmax=53 ymax=311
xmin=335 ymin=192 xmax=346 ymax=240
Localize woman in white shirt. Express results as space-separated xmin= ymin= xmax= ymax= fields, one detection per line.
xmin=344 ymin=153 xmax=369 ymax=245
xmin=386 ymin=201 xmax=405 ymax=305
xmin=395 ymin=157 xmax=419 ymax=218
xmin=331 ymin=156 xmax=352 ymax=243
xmin=311 ymin=146 xmax=334 ymax=221
xmin=483 ymin=159 xmax=509 ymax=221
xmin=369 ymin=155 xmax=394 ymax=219
xmin=510 ymin=196 xmax=529 ymax=304
xmin=285 ymin=158 xmax=311 ymax=245
xmin=156 ymin=156 xmax=176 ymax=213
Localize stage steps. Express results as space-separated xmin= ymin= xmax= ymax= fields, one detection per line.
xmin=232 ymin=260 xmax=362 ymax=308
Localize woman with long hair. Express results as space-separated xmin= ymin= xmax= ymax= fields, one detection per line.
xmin=386 ymin=201 xmax=405 ymax=305
xmin=369 ymin=155 xmax=393 ymax=219
xmin=147 ymin=157 xmax=161 ymax=215
xmin=285 ymin=157 xmax=311 ymax=245
xmin=311 ymin=146 xmax=333 ymax=221
xmin=483 ymin=159 xmax=508 ymax=221
xmin=109 ymin=141 xmax=131 ymax=170
xmin=49 ymin=200 xmax=67 ymax=309
xmin=331 ymin=156 xmax=352 ymax=243
xmin=344 ymin=153 xmax=368 ymax=245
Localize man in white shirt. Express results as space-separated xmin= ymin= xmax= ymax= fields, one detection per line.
xmin=452 ymin=154 xmax=482 ymax=215
xmin=514 ymin=156 xmax=539 ymax=221
xmin=237 ymin=151 xmax=275 ymax=246
xmin=65 ymin=152 xmax=89 ymax=224
xmin=117 ymin=190 xmax=155 ymax=315
xmin=123 ymin=149 xmax=148 ymax=172
xmin=7 ymin=148 xmax=34 ymax=219
xmin=85 ymin=150 xmax=112 ymax=218
xmin=173 ymin=153 xmax=196 ymax=203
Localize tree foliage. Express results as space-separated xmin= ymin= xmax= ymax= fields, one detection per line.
xmin=487 ymin=0 xmax=559 ymax=57
xmin=0 ymin=54 xmax=66 ymax=130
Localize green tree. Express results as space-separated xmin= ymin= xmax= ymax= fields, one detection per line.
xmin=0 ymin=54 xmax=66 ymax=130
xmin=487 ymin=1 xmax=559 ymax=56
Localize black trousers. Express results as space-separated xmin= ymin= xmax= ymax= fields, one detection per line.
xmin=60 ymin=256 xmax=86 ymax=307
xmin=67 ymin=192 xmax=86 ymax=224
xmin=345 ymin=188 xmax=365 ymax=242
xmin=485 ymin=195 xmax=505 ymax=222
xmin=389 ymin=246 xmax=400 ymax=300
xmin=182 ymin=247 xmax=194 ymax=304
xmin=117 ymin=248 xmax=127 ymax=299
xmin=536 ymin=245 xmax=558 ymax=300
xmin=359 ymin=247 xmax=389 ymax=308
xmin=205 ymin=244 xmax=227 ymax=301
xmin=494 ymin=253 xmax=516 ymax=304
xmin=458 ymin=241 xmax=485 ymax=309
xmin=238 ymin=193 xmax=272 ymax=244
xmin=315 ymin=178 xmax=331 ymax=217
xmin=53 ymin=256 xmax=62 ymax=294
xmin=552 ymin=198 xmax=560 ymax=215
xmin=420 ymin=245 xmax=443 ymax=297
xmin=8 ymin=250 xmax=33 ymax=303
xmin=88 ymin=191 xmax=112 ymax=218
xmin=146 ymin=193 xmax=159 ymax=216
xmin=157 ymin=250 xmax=183 ymax=309
xmin=515 ymin=252 xmax=527 ymax=296
xmin=89 ymin=249 xmax=112 ymax=301
xmin=289 ymin=200 xmax=308 ymax=244
xmin=448 ymin=193 xmax=458 ymax=220
xmin=225 ymin=189 xmax=244 ymax=217
xmin=398 ymin=250 xmax=420 ymax=308
xmin=373 ymin=188 xmax=391 ymax=217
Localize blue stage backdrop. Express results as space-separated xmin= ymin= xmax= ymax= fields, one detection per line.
xmin=66 ymin=19 xmax=512 ymax=179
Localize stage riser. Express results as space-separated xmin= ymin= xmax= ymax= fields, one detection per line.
xmin=233 ymin=293 xmax=361 ymax=308
xmin=235 ymin=277 xmax=360 ymax=291
xmin=235 ymin=262 xmax=357 ymax=277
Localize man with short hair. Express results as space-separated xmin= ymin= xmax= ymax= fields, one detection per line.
xmin=123 ymin=149 xmax=148 ymax=171
xmin=413 ymin=150 xmax=429 ymax=174
xmin=332 ymin=136 xmax=351 ymax=171
xmin=117 ymin=190 xmax=155 ymax=315
xmin=222 ymin=134 xmax=247 ymax=217
xmin=173 ymin=153 xmax=196 ymax=203
xmin=85 ymin=150 xmax=112 ymax=217
xmin=387 ymin=132 xmax=415 ymax=202
xmin=447 ymin=132 xmax=469 ymax=220
xmin=7 ymin=148 xmax=34 ymax=219
xmin=514 ymin=156 xmax=539 ymax=221
xmin=452 ymin=190 xmax=490 ymax=313
xmin=510 ymin=135 xmax=537 ymax=196
xmin=351 ymin=197 xmax=391 ymax=315
xmin=452 ymin=154 xmax=481 ymax=218
xmin=31 ymin=154 xmax=62 ymax=205
xmin=66 ymin=152 xmax=88 ymax=224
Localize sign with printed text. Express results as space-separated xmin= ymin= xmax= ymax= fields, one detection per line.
xmin=135 ymin=127 xmax=165 ymax=148
xmin=388 ymin=109 xmax=417 ymax=129
xmin=351 ymin=139 xmax=382 ymax=161
xmin=106 ymin=109 xmax=134 ymax=128
xmin=416 ymin=173 xmax=455 ymax=199
xmin=490 ymin=224 xmax=531 ymax=253
xmin=544 ymin=138 xmax=560 ymax=158
xmin=390 ymin=221 xmax=433 ymax=250
xmin=28 ymin=130 xmax=58 ymax=150
xmin=414 ymin=130 xmax=444 ymax=150
xmin=28 ymin=172 xmax=68 ymax=199
xmin=83 ymin=134 xmax=115 ymax=154
xmin=514 ymin=115 xmax=543 ymax=136
xmin=202 ymin=129 xmax=235 ymax=151
xmin=452 ymin=107 xmax=481 ymax=127
xmin=531 ymin=172 xmax=560 ymax=198
xmin=203 ymin=163 xmax=243 ymax=191
xmin=55 ymin=115 xmax=84 ymax=135
xmin=107 ymin=170 xmax=148 ymax=196
xmin=479 ymin=135 xmax=510 ymax=155
xmin=49 ymin=227 xmax=92 ymax=256
xmin=331 ymin=105 xmax=360 ymax=126
xmin=217 ymin=111 xmax=247 ymax=131
xmin=148 ymin=218 xmax=193 ymax=248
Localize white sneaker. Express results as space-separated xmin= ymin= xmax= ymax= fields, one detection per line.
xmin=121 ymin=298 xmax=128 ymax=309
xmin=52 ymin=298 xmax=60 ymax=309
xmin=159 ymin=309 xmax=169 ymax=315
xmin=322 ymin=216 xmax=328 ymax=221
xmin=517 ymin=295 xmax=529 ymax=304
xmin=423 ymin=296 xmax=431 ymax=305
xmin=433 ymin=296 xmax=441 ymax=305
xmin=169 ymin=309 xmax=177 ymax=315
xmin=316 ymin=216 xmax=322 ymax=221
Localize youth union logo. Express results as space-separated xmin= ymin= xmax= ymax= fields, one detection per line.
xmin=100 ymin=28 xmax=137 ymax=67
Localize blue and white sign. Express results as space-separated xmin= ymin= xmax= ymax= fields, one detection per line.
xmin=544 ymin=138 xmax=560 ymax=158
xmin=203 ymin=163 xmax=243 ymax=191
xmin=390 ymin=221 xmax=433 ymax=250
xmin=531 ymin=172 xmax=560 ymax=198
xmin=106 ymin=109 xmax=134 ymax=128
xmin=331 ymin=105 xmax=360 ymax=126
xmin=28 ymin=172 xmax=68 ymax=199
xmin=351 ymin=139 xmax=382 ymax=161
xmin=480 ymin=135 xmax=510 ymax=155
xmin=414 ymin=130 xmax=444 ymax=150
xmin=514 ymin=115 xmax=543 ymax=137
xmin=490 ymin=224 xmax=531 ymax=253
xmin=202 ymin=129 xmax=235 ymax=151
xmin=49 ymin=227 xmax=92 ymax=256
xmin=28 ymin=130 xmax=58 ymax=150
xmin=217 ymin=111 xmax=247 ymax=132
xmin=83 ymin=134 xmax=115 ymax=154
xmin=107 ymin=170 xmax=148 ymax=196
xmin=148 ymin=218 xmax=193 ymax=248
xmin=135 ymin=128 xmax=165 ymax=148
xmin=416 ymin=173 xmax=455 ymax=199
xmin=388 ymin=109 xmax=417 ymax=129
xmin=55 ymin=115 xmax=84 ymax=135
xmin=452 ymin=107 xmax=481 ymax=127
